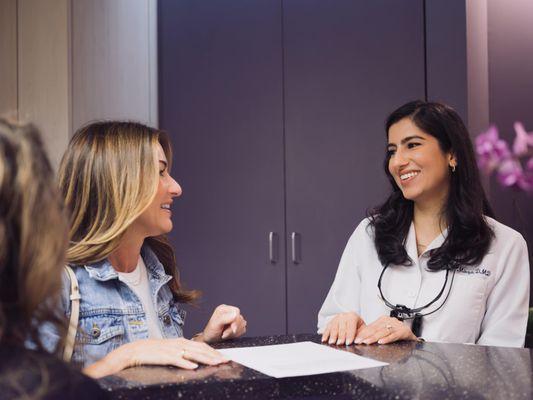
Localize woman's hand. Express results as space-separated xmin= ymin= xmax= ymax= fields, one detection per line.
xmin=196 ymin=304 xmax=247 ymax=343
xmin=354 ymin=315 xmax=418 ymax=345
xmin=321 ymin=312 xmax=366 ymax=345
xmin=83 ymin=338 xmax=227 ymax=379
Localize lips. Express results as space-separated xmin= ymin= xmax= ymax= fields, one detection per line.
xmin=160 ymin=203 xmax=172 ymax=216
xmin=399 ymin=170 xmax=420 ymax=182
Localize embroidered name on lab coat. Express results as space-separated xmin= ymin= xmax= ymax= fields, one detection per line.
xmin=456 ymin=267 xmax=491 ymax=277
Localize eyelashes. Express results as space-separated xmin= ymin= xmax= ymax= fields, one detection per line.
xmin=386 ymin=142 xmax=422 ymax=157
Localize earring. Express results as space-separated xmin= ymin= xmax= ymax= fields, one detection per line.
xmin=451 ymin=164 xmax=456 ymax=173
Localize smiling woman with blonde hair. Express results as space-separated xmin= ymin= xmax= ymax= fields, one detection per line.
xmin=43 ymin=121 xmax=247 ymax=378
xmin=60 ymin=122 xmax=194 ymax=303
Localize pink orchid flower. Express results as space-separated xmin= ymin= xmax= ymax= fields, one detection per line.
xmin=496 ymin=158 xmax=523 ymax=188
xmin=476 ymin=125 xmax=511 ymax=173
xmin=476 ymin=124 xmax=533 ymax=193
xmin=513 ymin=122 xmax=533 ymax=156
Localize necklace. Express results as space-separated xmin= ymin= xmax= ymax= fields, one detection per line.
xmin=416 ymin=241 xmax=429 ymax=257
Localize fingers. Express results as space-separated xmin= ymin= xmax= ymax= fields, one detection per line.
xmin=355 ymin=316 xmax=386 ymax=344
xmin=345 ymin=317 xmax=357 ymax=345
xmin=359 ymin=327 xmax=389 ymax=345
xmin=221 ymin=314 xmax=247 ymax=339
xmin=321 ymin=312 xmax=417 ymax=346
xmin=377 ymin=330 xmax=401 ymax=345
xmin=203 ymin=304 xmax=246 ymax=343
xmin=221 ymin=326 xmax=232 ymax=340
xmin=120 ymin=338 xmax=230 ymax=372
xmin=354 ymin=324 xmax=373 ymax=344
xmin=354 ymin=316 xmax=414 ymax=345
xmin=176 ymin=338 xmax=228 ymax=366
xmin=321 ymin=323 xmax=331 ymax=343
xmin=172 ymin=357 xmax=199 ymax=370
xmin=328 ymin=319 xmax=339 ymax=344
xmin=321 ymin=312 xmax=364 ymax=345
xmin=235 ymin=315 xmax=247 ymax=336
xmin=336 ymin=319 xmax=347 ymax=345
xmin=181 ymin=347 xmax=226 ymax=366
xmin=378 ymin=324 xmax=418 ymax=344
xmin=215 ymin=305 xmax=240 ymax=326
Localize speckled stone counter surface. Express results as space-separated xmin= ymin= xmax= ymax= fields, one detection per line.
xmin=98 ymin=334 xmax=533 ymax=399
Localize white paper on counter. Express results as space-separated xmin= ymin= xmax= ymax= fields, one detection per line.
xmin=218 ymin=341 xmax=388 ymax=378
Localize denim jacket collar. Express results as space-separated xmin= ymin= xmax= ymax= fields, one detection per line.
xmin=141 ymin=245 xmax=173 ymax=287
xmin=83 ymin=244 xmax=172 ymax=285
xmin=83 ymin=259 xmax=118 ymax=281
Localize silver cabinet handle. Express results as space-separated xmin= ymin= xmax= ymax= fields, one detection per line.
xmin=269 ymin=232 xmax=279 ymax=264
xmin=291 ymin=232 xmax=301 ymax=264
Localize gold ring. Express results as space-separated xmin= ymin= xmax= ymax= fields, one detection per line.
xmin=181 ymin=348 xmax=186 ymax=359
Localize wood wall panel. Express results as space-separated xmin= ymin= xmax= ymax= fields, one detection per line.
xmin=0 ymin=0 xmax=18 ymax=117
xmin=71 ymin=0 xmax=157 ymax=130
xmin=17 ymin=0 xmax=71 ymax=170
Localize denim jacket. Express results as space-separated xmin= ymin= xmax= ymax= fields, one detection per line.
xmin=41 ymin=245 xmax=186 ymax=368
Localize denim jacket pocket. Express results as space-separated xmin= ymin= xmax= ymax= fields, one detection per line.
xmin=74 ymin=315 xmax=125 ymax=367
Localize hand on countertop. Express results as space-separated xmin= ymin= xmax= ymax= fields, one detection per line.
xmin=354 ymin=315 xmax=418 ymax=345
xmin=321 ymin=312 xmax=366 ymax=345
xmin=196 ymin=304 xmax=247 ymax=343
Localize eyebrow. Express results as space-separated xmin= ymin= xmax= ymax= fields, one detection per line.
xmin=387 ymin=135 xmax=426 ymax=147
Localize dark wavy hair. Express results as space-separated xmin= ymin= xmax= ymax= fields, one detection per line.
xmin=0 ymin=119 xmax=68 ymax=349
xmin=369 ymin=101 xmax=494 ymax=270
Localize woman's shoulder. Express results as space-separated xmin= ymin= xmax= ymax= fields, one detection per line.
xmin=347 ymin=217 xmax=375 ymax=243
xmin=484 ymin=216 xmax=527 ymax=246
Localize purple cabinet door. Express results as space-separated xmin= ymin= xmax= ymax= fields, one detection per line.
xmin=283 ymin=0 xmax=426 ymax=334
xmin=159 ymin=0 xmax=286 ymax=337
xmin=159 ymin=0 xmax=468 ymax=337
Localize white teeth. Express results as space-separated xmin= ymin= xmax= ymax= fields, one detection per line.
xmin=161 ymin=204 xmax=170 ymax=210
xmin=400 ymin=171 xmax=419 ymax=180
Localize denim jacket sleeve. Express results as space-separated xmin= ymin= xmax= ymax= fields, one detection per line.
xmin=39 ymin=269 xmax=72 ymax=354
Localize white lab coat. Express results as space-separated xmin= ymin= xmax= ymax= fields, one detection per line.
xmin=317 ymin=217 xmax=530 ymax=347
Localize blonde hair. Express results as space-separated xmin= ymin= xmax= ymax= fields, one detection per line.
xmin=58 ymin=121 xmax=198 ymax=302
xmin=0 ymin=118 xmax=68 ymax=348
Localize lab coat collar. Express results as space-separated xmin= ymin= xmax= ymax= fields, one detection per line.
xmin=405 ymin=221 xmax=448 ymax=260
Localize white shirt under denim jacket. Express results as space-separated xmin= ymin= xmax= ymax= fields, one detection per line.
xmin=318 ymin=217 xmax=530 ymax=347
xmin=41 ymin=245 xmax=186 ymax=367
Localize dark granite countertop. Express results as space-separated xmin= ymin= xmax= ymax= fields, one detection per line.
xmin=99 ymin=334 xmax=533 ymax=399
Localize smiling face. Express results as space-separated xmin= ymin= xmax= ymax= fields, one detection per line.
xmin=387 ymin=117 xmax=455 ymax=208
xmin=132 ymin=142 xmax=181 ymax=238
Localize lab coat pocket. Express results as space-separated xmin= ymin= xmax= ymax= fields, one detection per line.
xmin=435 ymin=270 xmax=489 ymax=342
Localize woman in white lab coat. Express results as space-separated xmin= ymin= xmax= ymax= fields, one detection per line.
xmin=318 ymin=101 xmax=529 ymax=347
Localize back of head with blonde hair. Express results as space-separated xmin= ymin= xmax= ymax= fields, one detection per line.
xmin=0 ymin=118 xmax=68 ymax=348
xmin=58 ymin=121 xmax=198 ymax=303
